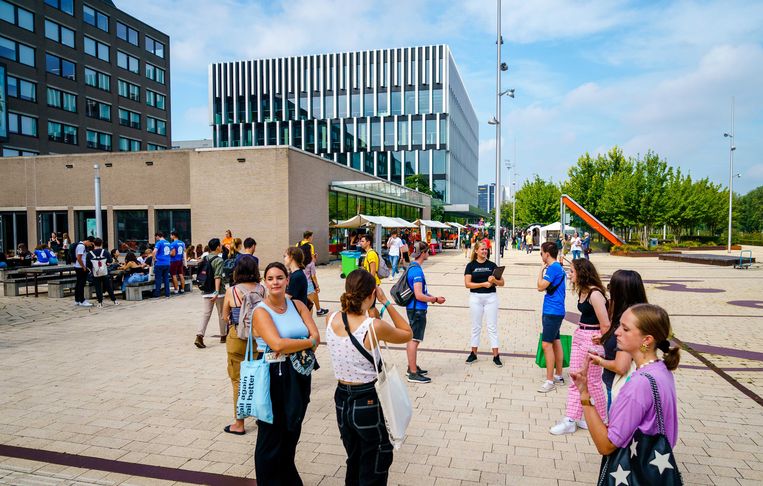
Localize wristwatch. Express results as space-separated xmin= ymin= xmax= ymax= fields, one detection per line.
xmin=581 ymin=397 xmax=595 ymax=407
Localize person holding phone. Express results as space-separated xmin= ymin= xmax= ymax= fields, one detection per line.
xmin=463 ymin=240 xmax=505 ymax=367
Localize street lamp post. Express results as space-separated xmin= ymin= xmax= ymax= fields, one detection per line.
xmin=505 ymin=159 xmax=515 ymax=240
xmin=94 ymin=164 xmax=102 ymax=239
xmin=494 ymin=0 xmax=502 ymax=265
xmin=723 ymin=97 xmax=736 ymax=253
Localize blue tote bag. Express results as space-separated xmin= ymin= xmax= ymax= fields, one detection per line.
xmin=236 ymin=331 xmax=274 ymax=423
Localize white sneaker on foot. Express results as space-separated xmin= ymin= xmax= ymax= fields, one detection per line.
xmin=80 ymin=300 xmax=93 ymax=307
xmin=576 ymin=419 xmax=588 ymax=430
xmin=537 ymin=380 xmax=556 ymax=393
xmin=549 ymin=418 xmax=577 ymax=435
xmin=554 ymin=375 xmax=566 ymax=386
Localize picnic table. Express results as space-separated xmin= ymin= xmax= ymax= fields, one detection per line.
xmin=19 ymin=264 xmax=77 ymax=297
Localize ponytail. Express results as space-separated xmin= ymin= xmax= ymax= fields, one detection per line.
xmin=662 ymin=344 xmax=681 ymax=371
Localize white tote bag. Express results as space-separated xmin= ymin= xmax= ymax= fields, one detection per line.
xmin=369 ymin=322 xmax=413 ymax=449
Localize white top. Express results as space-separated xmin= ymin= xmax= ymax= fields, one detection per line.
xmin=387 ymin=237 xmax=404 ymax=256
xmin=326 ymin=312 xmax=380 ymax=383
xmin=74 ymin=242 xmax=86 ymax=269
xmin=571 ymin=237 xmax=583 ymax=251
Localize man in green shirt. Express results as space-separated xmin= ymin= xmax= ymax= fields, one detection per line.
xmin=195 ymin=238 xmax=225 ymax=348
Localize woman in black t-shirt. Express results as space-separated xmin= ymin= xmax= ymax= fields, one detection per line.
xmin=463 ymin=240 xmax=505 ymax=367
xmin=284 ymin=246 xmax=310 ymax=310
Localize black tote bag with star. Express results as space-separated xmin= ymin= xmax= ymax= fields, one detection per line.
xmin=597 ymin=373 xmax=683 ymax=486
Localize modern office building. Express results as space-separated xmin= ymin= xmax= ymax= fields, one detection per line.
xmin=209 ymin=45 xmax=479 ymax=205
xmin=0 ymin=0 xmax=171 ymax=157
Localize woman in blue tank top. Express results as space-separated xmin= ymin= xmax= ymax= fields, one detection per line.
xmin=252 ymin=261 xmax=320 ymax=486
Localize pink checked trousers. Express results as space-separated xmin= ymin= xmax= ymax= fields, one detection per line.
xmin=565 ymin=327 xmax=607 ymax=421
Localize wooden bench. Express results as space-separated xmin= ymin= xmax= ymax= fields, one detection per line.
xmin=47 ymin=278 xmax=94 ymax=299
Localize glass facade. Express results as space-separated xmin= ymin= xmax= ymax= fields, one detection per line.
xmin=210 ymin=45 xmax=479 ymax=204
xmin=0 ymin=212 xmax=28 ymax=254
xmin=328 ymin=191 xmax=421 ymax=223
xmin=114 ymin=210 xmax=148 ymax=251
xmin=37 ymin=211 xmax=68 ymax=245
xmin=75 ymin=210 xmax=109 ymax=247
xmin=155 ymin=209 xmax=191 ymax=244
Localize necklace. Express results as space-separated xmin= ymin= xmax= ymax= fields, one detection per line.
xmin=636 ymin=359 xmax=659 ymax=370
xmin=267 ymin=297 xmax=287 ymax=313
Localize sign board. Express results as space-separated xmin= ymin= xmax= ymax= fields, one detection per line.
xmin=86 ymin=218 xmax=97 ymax=238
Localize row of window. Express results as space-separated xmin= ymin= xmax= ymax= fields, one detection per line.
xmin=0 ymin=0 xmax=33 ymax=31
xmin=8 ymin=108 xmax=166 ymax=137
xmin=329 ymin=190 xmax=422 ymax=223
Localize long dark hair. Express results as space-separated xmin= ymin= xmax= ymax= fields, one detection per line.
xmin=571 ymin=258 xmax=606 ymax=298
xmin=601 ymin=269 xmax=647 ymax=343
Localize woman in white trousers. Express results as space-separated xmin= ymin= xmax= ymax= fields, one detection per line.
xmin=464 ymin=240 xmax=505 ymax=367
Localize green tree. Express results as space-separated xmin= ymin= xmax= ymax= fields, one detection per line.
xmin=563 ymin=147 xmax=629 ymax=219
xmin=405 ymin=174 xmax=433 ymax=196
xmin=514 ymin=175 xmax=561 ymax=226
xmin=630 ymin=152 xmax=671 ymax=246
xmin=738 ymin=186 xmax=763 ymax=233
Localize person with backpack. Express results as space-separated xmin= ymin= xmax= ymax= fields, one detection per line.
xmin=222 ymin=237 xmax=242 ymax=286
xmin=195 ymin=238 xmax=226 ymax=348
xmin=87 ymin=238 xmax=118 ymax=308
xmin=359 ymin=234 xmax=381 ymax=285
xmin=73 ymin=236 xmax=95 ymax=307
xmin=151 ymin=232 xmax=172 ymax=299
xmin=221 ymin=256 xmax=265 ymax=435
xmin=298 ymin=231 xmax=328 ymax=317
xmin=284 ymin=246 xmax=310 ymax=310
xmin=169 ymin=231 xmax=187 ymax=294
xmin=537 ymin=241 xmax=567 ymax=393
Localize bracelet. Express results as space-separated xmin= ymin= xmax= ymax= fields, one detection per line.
xmin=309 ymin=337 xmax=318 ymax=348
xmin=379 ymin=300 xmax=391 ymax=317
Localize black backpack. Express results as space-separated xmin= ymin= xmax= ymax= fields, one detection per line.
xmin=196 ymin=255 xmax=219 ymax=292
xmin=299 ymin=242 xmax=313 ymax=266
xmin=390 ymin=265 xmax=414 ymax=306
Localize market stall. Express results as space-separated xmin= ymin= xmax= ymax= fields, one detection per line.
xmin=415 ymin=219 xmax=452 ymax=254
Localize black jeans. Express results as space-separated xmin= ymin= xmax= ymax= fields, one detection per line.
xmin=94 ymin=275 xmax=115 ymax=303
xmin=335 ymin=382 xmax=393 ymax=486
xmin=74 ymin=267 xmax=88 ymax=303
xmin=255 ymin=361 xmax=311 ymax=486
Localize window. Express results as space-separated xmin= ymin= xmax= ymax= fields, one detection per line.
xmin=7 ymin=76 xmax=36 ymax=102
xmin=146 ymin=116 xmax=166 ymax=135
xmin=45 ymin=53 xmax=76 ymax=80
xmin=145 ymin=89 xmax=166 ymax=110
xmin=1 ymin=1 xmax=34 ymax=31
xmin=47 ymin=87 xmax=77 ymax=112
xmin=118 ymin=137 xmax=140 ymax=152
xmin=0 ymin=35 xmax=35 ymax=66
xmin=8 ymin=112 xmax=38 ymax=136
xmin=118 ymin=79 xmax=140 ymax=101
xmin=44 ymin=0 xmax=73 ymax=15
xmin=116 ymin=21 xmax=138 ymax=45
xmin=145 ymin=36 xmax=164 ymax=58
xmin=45 ymin=20 xmax=75 ymax=48
xmin=145 ymin=63 xmax=165 ymax=84
xmin=426 ymin=118 xmax=437 ymax=144
xmin=118 ymin=108 xmax=141 ymax=129
xmin=83 ymin=4 xmax=108 ymax=32
xmin=147 ymin=143 xmax=166 ymax=151
xmin=156 ymin=210 xmax=191 ymax=240
xmin=85 ymin=98 xmax=111 ymax=121
xmin=117 ymin=50 xmax=139 ymax=73
xmin=48 ymin=121 xmax=77 ymax=144
xmin=86 ymin=129 xmax=112 ymax=151
xmin=84 ymin=36 xmax=110 ymax=62
xmin=85 ymin=67 xmax=110 ymax=91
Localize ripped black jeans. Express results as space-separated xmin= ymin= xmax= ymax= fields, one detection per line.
xmin=334 ymin=381 xmax=394 ymax=486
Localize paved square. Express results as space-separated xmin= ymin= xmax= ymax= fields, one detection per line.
xmin=1 ymin=248 xmax=762 ymax=485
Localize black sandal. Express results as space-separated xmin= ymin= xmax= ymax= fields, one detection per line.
xmin=223 ymin=425 xmax=245 ymax=436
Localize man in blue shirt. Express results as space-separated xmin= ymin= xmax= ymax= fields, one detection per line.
xmin=406 ymin=241 xmax=446 ymax=384
xmin=169 ymin=231 xmax=187 ymax=294
xmin=152 ymin=231 xmax=171 ymax=298
xmin=537 ymin=241 xmax=567 ymax=392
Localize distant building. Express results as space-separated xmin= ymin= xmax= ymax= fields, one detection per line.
xmin=478 ymin=183 xmax=495 ymax=213
xmin=209 ymin=45 xmax=479 ymax=205
xmin=172 ymin=139 xmax=214 ymax=149
xmin=0 ymin=0 xmax=171 ymax=157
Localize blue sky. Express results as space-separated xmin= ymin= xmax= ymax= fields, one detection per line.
xmin=119 ymin=0 xmax=763 ymax=195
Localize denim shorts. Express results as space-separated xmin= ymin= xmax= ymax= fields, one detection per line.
xmin=406 ymin=308 xmax=427 ymax=342
xmin=541 ymin=314 xmax=564 ymax=343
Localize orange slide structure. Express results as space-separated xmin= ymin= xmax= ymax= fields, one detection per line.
xmin=561 ymin=194 xmax=624 ymax=246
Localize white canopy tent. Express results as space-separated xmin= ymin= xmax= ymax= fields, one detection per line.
xmin=539 ymin=222 xmax=575 ymax=243
xmin=331 ymin=214 xmax=416 ymax=255
xmin=447 ymin=222 xmax=467 ymax=249
xmin=415 ymin=219 xmax=451 ymax=252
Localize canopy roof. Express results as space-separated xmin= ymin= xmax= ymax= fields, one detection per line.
xmin=447 ymin=222 xmax=467 ymax=229
xmin=415 ymin=219 xmax=451 ymax=229
xmin=331 ymin=214 xmax=416 ymax=228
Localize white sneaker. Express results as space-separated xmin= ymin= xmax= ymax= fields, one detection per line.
xmin=96 ymin=302 xmax=103 ymax=308
xmin=549 ymin=418 xmax=577 ymax=435
xmin=576 ymin=419 xmax=588 ymax=430
xmin=537 ymin=380 xmax=556 ymax=393
xmin=80 ymin=300 xmax=93 ymax=307
xmin=112 ymin=300 xmax=119 ymax=306
xmin=554 ymin=375 xmax=566 ymax=386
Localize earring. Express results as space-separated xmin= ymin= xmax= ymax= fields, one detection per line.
xmin=640 ymin=343 xmax=648 ymax=353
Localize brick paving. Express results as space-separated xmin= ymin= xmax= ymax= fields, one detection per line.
xmin=0 ymin=248 xmax=762 ymax=485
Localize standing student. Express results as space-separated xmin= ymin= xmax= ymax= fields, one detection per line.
xmin=62 ymin=232 xmax=72 ymax=264
xmin=359 ymin=234 xmax=381 ymax=285
xmin=73 ymin=236 xmax=95 ymax=307
xmin=87 ymin=238 xmax=118 ymax=308
xmin=525 ymin=230 xmax=534 ymax=254
xmin=151 ymin=232 xmax=171 ymax=298
xmin=234 ymin=237 xmax=259 ymax=267
xmin=284 ymin=246 xmax=310 ymax=310
xmin=221 ymin=229 xmax=234 ymax=259
xmin=582 ymin=232 xmax=591 ymax=260
xmin=464 ymin=240 xmax=505 ymax=367
xmin=169 ymin=231 xmax=187 ymax=294
xmin=406 ymin=241 xmax=446 ymax=384
xmin=536 ymin=241 xmax=566 ymax=392
xmin=550 ymin=258 xmax=609 ymax=435
xmin=386 ymin=231 xmax=404 ymax=279
xmin=327 ymin=270 xmax=412 ymax=485
xmin=195 ymin=238 xmax=225 ymax=348
xmin=252 ymin=262 xmax=320 ymax=486
xmin=570 ymin=232 xmax=583 ymax=260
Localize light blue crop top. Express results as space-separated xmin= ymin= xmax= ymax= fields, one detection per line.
xmin=255 ymin=299 xmax=309 ymax=351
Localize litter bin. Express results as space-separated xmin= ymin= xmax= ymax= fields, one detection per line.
xmin=649 ymin=238 xmax=659 ymax=248
xmin=340 ymin=250 xmax=362 ymax=278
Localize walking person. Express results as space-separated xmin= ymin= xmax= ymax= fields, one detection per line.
xmin=550 ymin=258 xmax=609 ymax=435
xmin=297 ymin=232 xmax=328 ymax=316
xmin=151 ymin=232 xmax=171 ymax=298
xmin=525 ymin=230 xmax=534 ymax=254
xmin=327 ymin=269 xmax=413 ymax=485
xmin=87 ymin=238 xmax=118 ymax=308
xmin=582 ymin=232 xmax=592 ymax=260
xmin=570 ymin=304 xmax=680 ymax=481
xmin=221 ymin=256 xmax=264 ymax=435
xmin=62 ymin=232 xmax=72 ymax=264
xmin=406 ymin=241 xmax=446 ymax=383
xmin=570 ymin=232 xmax=583 ymax=260
xmin=73 ymin=236 xmax=94 ymax=307
xmin=359 ymin=234 xmax=381 ymax=285
xmin=537 ymin=241 xmax=566 ymax=392
xmin=386 ymin=231 xmax=404 ymax=279
xmin=195 ymin=238 xmax=225 ymax=348
xmin=464 ymin=241 xmax=505 ymax=367
xmin=590 ymin=270 xmax=648 ymax=411
xmin=169 ymin=231 xmax=187 ymax=294
xmin=234 ymin=237 xmax=259 ymax=266
xmin=252 ymin=262 xmax=320 ymax=486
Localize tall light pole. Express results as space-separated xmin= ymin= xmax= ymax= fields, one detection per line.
xmin=723 ymin=97 xmax=735 ymax=253
xmin=505 ymin=159 xmax=515 ymax=239
xmin=494 ymin=0 xmax=502 ymax=265
xmin=94 ymin=164 xmax=102 ymax=238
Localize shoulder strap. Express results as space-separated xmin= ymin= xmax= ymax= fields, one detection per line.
xmin=642 ymin=372 xmax=665 ymax=436
xmin=341 ymin=312 xmax=381 ymax=372
xmin=232 ymin=285 xmax=240 ymax=306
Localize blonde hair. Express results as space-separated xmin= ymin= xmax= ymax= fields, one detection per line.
xmin=629 ymin=303 xmax=680 ymax=371
xmin=470 ymin=240 xmax=485 ymax=262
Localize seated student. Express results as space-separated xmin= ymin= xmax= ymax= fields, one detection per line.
xmin=17 ymin=244 xmax=33 ymax=266
xmin=44 ymin=247 xmax=59 ymax=265
xmin=33 ymin=244 xmax=51 ymax=265
xmin=0 ymin=252 xmax=6 ymax=269
xmin=119 ymin=252 xmax=150 ymax=292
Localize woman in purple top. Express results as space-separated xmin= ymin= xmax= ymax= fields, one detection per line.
xmin=570 ymin=303 xmax=680 ymax=454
